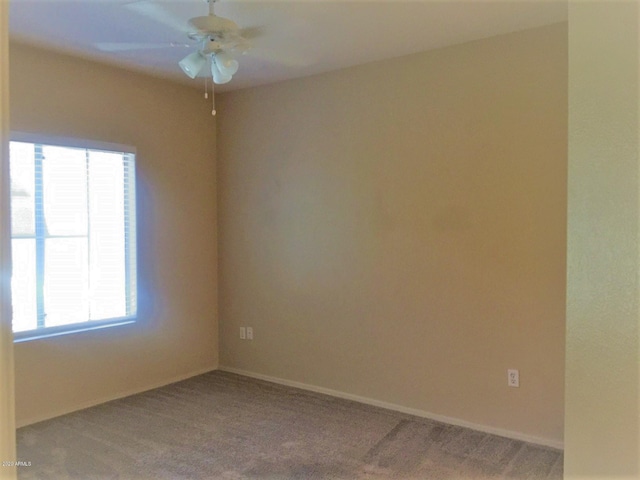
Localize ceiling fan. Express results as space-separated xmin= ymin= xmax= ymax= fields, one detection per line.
xmin=181 ymin=0 xmax=253 ymax=84
xmin=96 ymin=0 xmax=255 ymax=83
xmin=95 ymin=0 xmax=257 ymax=115
xmin=95 ymin=0 xmax=312 ymax=115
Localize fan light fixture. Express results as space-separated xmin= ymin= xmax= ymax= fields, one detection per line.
xmin=179 ymin=51 xmax=207 ymax=79
xmin=180 ymin=48 xmax=241 ymax=115
xmin=179 ymin=50 xmax=239 ymax=84
xmin=215 ymin=51 xmax=239 ymax=76
xmin=211 ymin=58 xmax=232 ymax=84
xmin=178 ymin=0 xmax=247 ymax=116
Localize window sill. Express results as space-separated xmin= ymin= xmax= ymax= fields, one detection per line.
xmin=13 ymin=317 xmax=136 ymax=343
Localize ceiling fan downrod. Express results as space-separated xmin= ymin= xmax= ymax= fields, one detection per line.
xmin=208 ymin=0 xmax=217 ymax=16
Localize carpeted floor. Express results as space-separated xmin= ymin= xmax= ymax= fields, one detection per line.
xmin=17 ymin=371 xmax=563 ymax=479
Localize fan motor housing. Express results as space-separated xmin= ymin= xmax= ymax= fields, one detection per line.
xmin=202 ymin=39 xmax=223 ymax=54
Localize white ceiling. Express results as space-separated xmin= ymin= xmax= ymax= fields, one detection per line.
xmin=9 ymin=0 xmax=568 ymax=92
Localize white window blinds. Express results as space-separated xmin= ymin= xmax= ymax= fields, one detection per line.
xmin=9 ymin=136 xmax=136 ymax=338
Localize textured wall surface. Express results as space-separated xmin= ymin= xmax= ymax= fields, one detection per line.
xmin=565 ymin=2 xmax=640 ymax=478
xmin=9 ymin=43 xmax=218 ymax=427
xmin=218 ymin=24 xmax=567 ymax=445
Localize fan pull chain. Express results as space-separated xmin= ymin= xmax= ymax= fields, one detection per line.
xmin=205 ymin=54 xmax=216 ymax=116
xmin=212 ymin=81 xmax=216 ymax=116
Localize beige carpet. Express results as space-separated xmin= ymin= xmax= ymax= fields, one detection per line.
xmin=17 ymin=371 xmax=563 ymax=479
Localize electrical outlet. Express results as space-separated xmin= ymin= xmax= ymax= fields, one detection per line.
xmin=508 ymin=369 xmax=519 ymax=388
xmin=246 ymin=327 xmax=253 ymax=340
xmin=240 ymin=327 xmax=246 ymax=340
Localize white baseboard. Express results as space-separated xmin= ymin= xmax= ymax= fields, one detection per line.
xmin=16 ymin=364 xmax=218 ymax=428
xmin=218 ymin=366 xmax=564 ymax=451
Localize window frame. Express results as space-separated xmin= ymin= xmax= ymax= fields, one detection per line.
xmin=10 ymin=132 xmax=137 ymax=343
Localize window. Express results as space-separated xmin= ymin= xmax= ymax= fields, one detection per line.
xmin=9 ymin=134 xmax=137 ymax=341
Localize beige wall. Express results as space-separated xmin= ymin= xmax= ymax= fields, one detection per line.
xmin=1 ymin=2 xmax=17 ymax=479
xmin=565 ymin=2 xmax=640 ymax=478
xmin=9 ymin=43 xmax=218 ymax=426
xmin=217 ymin=24 xmax=567 ymax=445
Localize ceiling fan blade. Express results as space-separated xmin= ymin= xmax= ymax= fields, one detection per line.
xmin=95 ymin=42 xmax=189 ymax=52
xmin=125 ymin=1 xmax=189 ymax=34
xmin=239 ymin=26 xmax=265 ymax=41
